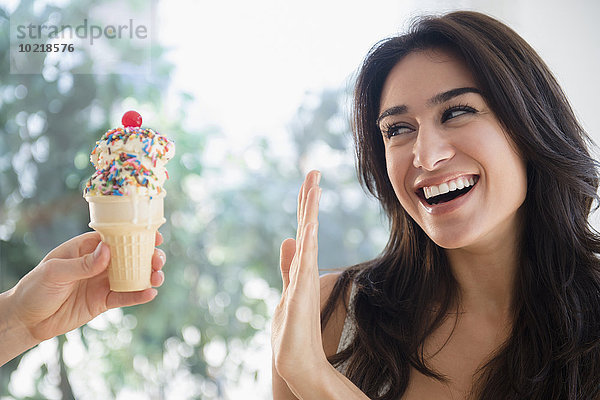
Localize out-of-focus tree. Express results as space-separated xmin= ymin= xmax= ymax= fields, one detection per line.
xmin=0 ymin=0 xmax=217 ymax=397
xmin=0 ymin=0 xmax=387 ymax=398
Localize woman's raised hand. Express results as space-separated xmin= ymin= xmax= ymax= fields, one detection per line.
xmin=271 ymin=170 xmax=328 ymax=394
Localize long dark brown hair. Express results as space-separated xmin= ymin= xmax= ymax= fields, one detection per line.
xmin=321 ymin=11 xmax=600 ymax=399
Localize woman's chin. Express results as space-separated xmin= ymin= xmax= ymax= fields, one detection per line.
xmin=431 ymin=238 xmax=469 ymax=250
xmin=421 ymin=225 xmax=478 ymax=250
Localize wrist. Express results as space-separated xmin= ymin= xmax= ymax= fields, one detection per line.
xmin=286 ymin=361 xmax=370 ymax=400
xmin=283 ymin=357 xmax=327 ymax=397
xmin=0 ymin=287 xmax=39 ymax=366
xmin=283 ymin=358 xmax=337 ymax=399
xmin=276 ymin=350 xmax=328 ymax=386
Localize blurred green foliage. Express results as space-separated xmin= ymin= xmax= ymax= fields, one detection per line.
xmin=0 ymin=0 xmax=387 ymax=398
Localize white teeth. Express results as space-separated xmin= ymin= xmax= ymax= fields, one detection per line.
xmin=422 ymin=176 xmax=478 ymax=199
xmin=438 ymin=182 xmax=449 ymax=195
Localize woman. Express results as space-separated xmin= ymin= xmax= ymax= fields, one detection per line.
xmin=272 ymin=11 xmax=600 ymax=400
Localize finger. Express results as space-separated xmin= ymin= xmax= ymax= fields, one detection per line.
xmin=296 ymin=181 xmax=305 ymax=241
xmin=280 ymin=238 xmax=296 ymax=291
xmin=297 ymin=171 xmax=321 ymax=249
xmin=155 ymin=231 xmax=163 ymax=246
xmin=293 ymin=184 xmax=321 ymax=284
xmin=45 ymin=241 xmax=110 ymax=284
xmin=106 ymin=288 xmax=158 ymax=309
xmin=297 ymin=171 xmax=317 ymax=236
xmin=290 ymin=181 xmax=321 ymax=279
xmin=42 ymin=232 xmax=102 ymax=262
xmin=296 ymin=181 xmax=304 ymax=226
xmin=296 ymin=185 xmax=321 ymax=257
xmin=303 ymin=222 xmax=322 ymax=328
xmin=302 ymin=186 xmax=321 ymax=227
xmin=299 ymin=170 xmax=320 ymax=225
xmin=76 ymin=233 xmax=103 ymax=257
xmin=294 ymin=222 xmax=319 ymax=292
xmin=151 ymin=248 xmax=166 ymax=271
xmin=151 ymin=270 xmax=165 ymax=287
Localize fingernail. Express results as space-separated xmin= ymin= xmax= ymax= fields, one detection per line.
xmin=93 ymin=242 xmax=104 ymax=259
xmin=316 ymin=172 xmax=321 ymax=185
xmin=159 ymin=250 xmax=166 ymax=264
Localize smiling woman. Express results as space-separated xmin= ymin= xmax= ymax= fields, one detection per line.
xmin=379 ymin=48 xmax=527 ymax=250
xmin=271 ymin=10 xmax=600 ymax=400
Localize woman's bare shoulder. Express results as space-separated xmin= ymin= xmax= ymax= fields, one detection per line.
xmin=320 ymin=271 xmax=353 ymax=358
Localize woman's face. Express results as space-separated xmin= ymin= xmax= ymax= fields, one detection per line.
xmin=378 ymin=48 xmax=527 ymax=250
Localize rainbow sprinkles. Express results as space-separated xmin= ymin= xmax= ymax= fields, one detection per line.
xmin=84 ymin=120 xmax=174 ymax=197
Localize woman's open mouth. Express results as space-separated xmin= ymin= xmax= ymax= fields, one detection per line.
xmin=418 ymin=175 xmax=479 ymax=206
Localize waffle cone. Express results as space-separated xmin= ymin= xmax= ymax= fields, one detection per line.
xmin=85 ymin=193 xmax=166 ymax=292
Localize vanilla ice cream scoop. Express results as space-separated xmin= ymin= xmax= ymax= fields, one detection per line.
xmin=84 ymin=111 xmax=175 ymax=196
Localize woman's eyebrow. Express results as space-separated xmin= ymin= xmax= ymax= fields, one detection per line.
xmin=377 ymin=86 xmax=482 ymax=126
xmin=427 ymin=86 xmax=481 ymax=106
xmin=376 ymin=105 xmax=407 ymax=126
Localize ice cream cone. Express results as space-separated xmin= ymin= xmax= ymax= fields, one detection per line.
xmin=83 ymin=111 xmax=174 ymax=292
xmin=85 ymin=193 xmax=166 ymax=292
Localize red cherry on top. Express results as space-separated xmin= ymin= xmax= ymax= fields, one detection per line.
xmin=122 ymin=110 xmax=142 ymax=128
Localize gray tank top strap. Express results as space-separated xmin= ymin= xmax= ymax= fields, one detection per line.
xmin=335 ymin=280 xmax=358 ymax=374
xmin=333 ymin=280 xmax=392 ymax=395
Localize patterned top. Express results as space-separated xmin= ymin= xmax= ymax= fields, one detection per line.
xmin=335 ymin=281 xmax=358 ymax=374
xmin=334 ymin=281 xmax=391 ymax=396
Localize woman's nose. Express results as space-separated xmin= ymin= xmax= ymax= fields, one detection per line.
xmin=412 ymin=124 xmax=455 ymax=170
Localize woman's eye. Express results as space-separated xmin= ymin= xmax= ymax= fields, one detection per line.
xmin=441 ymin=106 xmax=477 ymax=123
xmin=384 ymin=124 xmax=414 ymax=139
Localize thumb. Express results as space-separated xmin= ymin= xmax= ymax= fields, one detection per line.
xmin=48 ymin=242 xmax=110 ymax=284
xmin=81 ymin=242 xmax=111 ymax=278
